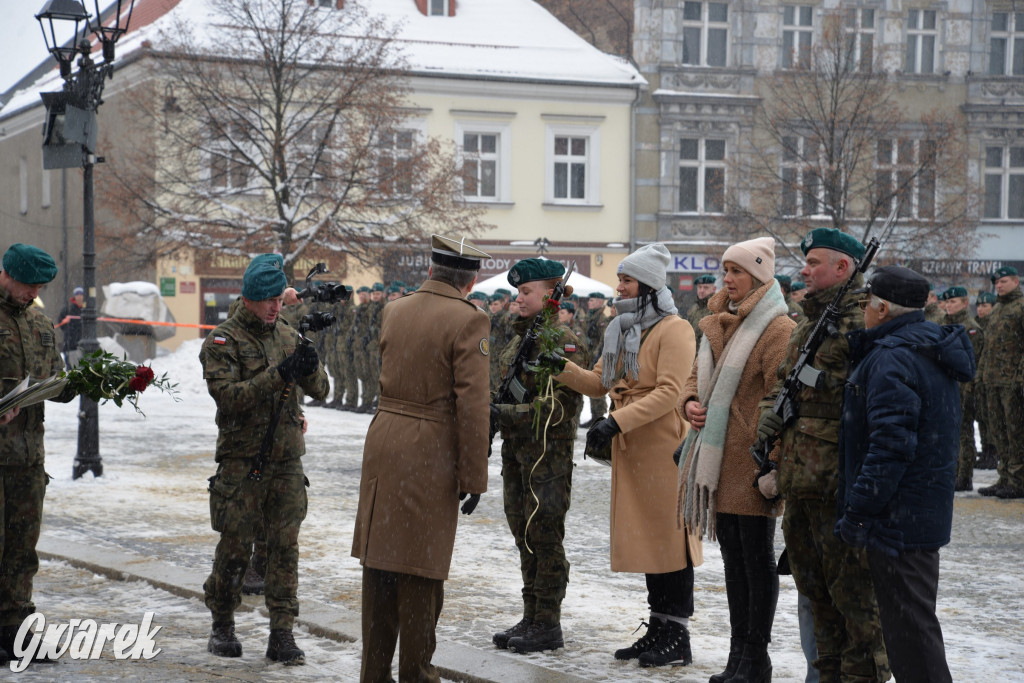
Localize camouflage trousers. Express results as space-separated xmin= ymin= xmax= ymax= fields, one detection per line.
xmin=957 ymin=389 xmax=977 ymax=485
xmin=782 ymin=498 xmax=889 ymax=683
xmin=205 ymin=457 xmax=308 ymax=630
xmin=354 ymin=346 xmax=380 ymax=407
xmin=501 ymin=438 xmax=573 ymax=624
xmin=336 ymin=346 xmax=359 ymax=408
xmin=986 ymin=385 xmax=1024 ymax=489
xmin=0 ymin=464 xmax=47 ymax=627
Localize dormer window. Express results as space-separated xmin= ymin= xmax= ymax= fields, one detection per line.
xmin=429 ymin=0 xmax=449 ymax=16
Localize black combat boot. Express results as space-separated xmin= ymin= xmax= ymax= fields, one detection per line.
xmin=730 ymin=639 xmax=772 ymax=683
xmin=492 ymin=618 xmax=533 ymax=649
xmin=207 ymin=622 xmax=242 ymax=657
xmin=995 ymin=485 xmax=1024 ymax=499
xmin=613 ymin=618 xmax=664 ymax=660
xmin=710 ymin=637 xmax=744 ymax=682
xmin=637 ymin=620 xmax=692 ymax=668
xmin=979 ymin=483 xmax=1007 ymax=497
xmin=266 ymin=628 xmax=305 ymax=665
xmin=507 ymin=621 xmax=563 ymax=653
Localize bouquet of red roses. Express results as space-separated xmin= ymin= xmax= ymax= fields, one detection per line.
xmin=64 ymin=350 xmax=178 ymax=414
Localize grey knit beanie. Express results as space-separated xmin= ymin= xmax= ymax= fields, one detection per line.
xmin=618 ymin=243 xmax=671 ymax=290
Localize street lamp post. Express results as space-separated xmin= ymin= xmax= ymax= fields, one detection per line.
xmin=36 ymin=0 xmax=136 ymax=480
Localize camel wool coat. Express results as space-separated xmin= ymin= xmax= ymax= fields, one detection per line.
xmin=681 ymin=284 xmax=795 ymax=519
xmin=350 ymin=280 xmax=490 ymax=581
xmin=557 ymin=314 xmax=703 ymax=573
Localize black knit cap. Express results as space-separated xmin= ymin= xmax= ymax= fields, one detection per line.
xmin=867 ymin=266 xmax=929 ymax=308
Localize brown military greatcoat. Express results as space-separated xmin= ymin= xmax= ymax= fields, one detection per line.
xmin=351 ymin=279 xmax=490 ymax=581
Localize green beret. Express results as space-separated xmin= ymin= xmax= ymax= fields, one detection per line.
xmin=991 ymin=265 xmax=1018 ymax=282
xmin=386 ymin=284 xmax=402 ymax=294
xmin=372 ymin=282 xmax=385 ymax=292
xmin=569 ymin=293 xmax=579 ymax=300
xmin=693 ymin=274 xmax=716 ymax=285
xmin=774 ymin=274 xmax=792 ymax=287
xmin=2 ymin=244 xmax=57 ymax=285
xmin=356 ymin=286 xmax=370 ymax=293
xmin=489 ymin=293 xmax=504 ymax=303
xmin=791 ymin=281 xmax=806 ymax=291
xmin=242 ymin=257 xmax=287 ymax=300
xmin=940 ymin=286 xmax=968 ymax=300
xmin=468 ymin=291 xmax=488 ymax=301
xmin=507 ymin=258 xmax=565 ymax=287
xmin=588 ymin=291 xmax=608 ymax=299
xmin=495 ymin=288 xmax=512 ymax=298
xmin=243 ymin=253 xmax=283 ymax=278
xmin=800 ymin=228 xmax=865 ymax=261
xmin=977 ymin=291 xmax=998 ymax=304
xmin=559 ymin=301 xmax=576 ymax=313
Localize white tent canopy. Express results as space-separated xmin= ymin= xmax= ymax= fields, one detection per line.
xmin=472 ymin=267 xmax=615 ymax=298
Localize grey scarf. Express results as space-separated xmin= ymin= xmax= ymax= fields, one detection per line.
xmin=601 ymin=286 xmax=678 ymax=388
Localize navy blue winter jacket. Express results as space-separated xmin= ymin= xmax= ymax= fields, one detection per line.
xmin=838 ymin=311 xmax=975 ymax=550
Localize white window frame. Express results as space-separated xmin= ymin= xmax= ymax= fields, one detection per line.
xmin=454 ymin=120 xmax=511 ymax=203
xmin=678 ymin=137 xmax=726 ymax=215
xmin=376 ymin=118 xmax=427 ymax=199
xmin=544 ymin=123 xmax=601 ymax=206
xmin=989 ymin=12 xmax=1024 ymax=76
xmin=782 ymin=5 xmax=814 ymax=69
xmin=842 ymin=8 xmax=876 ymax=72
xmin=681 ymin=1 xmax=729 ymax=67
xmin=428 ymin=0 xmax=449 ymax=17
xmin=875 ymin=138 xmax=937 ymax=220
xmin=905 ymin=9 xmax=938 ymax=74
xmin=984 ymin=145 xmax=1024 ymax=219
xmin=780 ymin=136 xmax=826 ymax=217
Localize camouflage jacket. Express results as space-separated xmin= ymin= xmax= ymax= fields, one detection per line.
xmin=584 ymin=308 xmax=609 ymax=362
xmin=686 ymin=297 xmax=713 ymax=345
xmin=0 ymin=285 xmax=71 ymax=466
xmin=924 ymin=302 xmax=945 ymax=324
xmin=978 ymin=288 xmax=1024 ymax=386
xmin=494 ymin=316 xmax=588 ymax=441
xmin=786 ymin=296 xmax=805 ymax=323
xmin=200 ymin=306 xmax=329 ymax=463
xmin=768 ymin=273 xmax=864 ymax=501
xmin=944 ymin=309 xmax=983 ymax=391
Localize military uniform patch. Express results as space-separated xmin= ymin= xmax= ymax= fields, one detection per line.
xmin=479 ymin=338 xmax=489 ymax=356
xmin=564 ymin=343 xmax=577 ymax=353
xmin=213 ymin=336 xmax=227 ymax=345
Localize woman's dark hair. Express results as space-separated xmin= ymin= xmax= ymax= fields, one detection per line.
xmin=636 ymin=282 xmax=667 ymax=318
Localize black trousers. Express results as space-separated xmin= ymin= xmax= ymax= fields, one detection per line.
xmin=867 ymin=548 xmax=952 ymax=683
xmin=645 ymin=539 xmax=696 ymax=618
xmin=717 ymin=513 xmax=778 ymax=644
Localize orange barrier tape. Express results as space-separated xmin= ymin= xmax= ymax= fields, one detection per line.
xmin=57 ymin=315 xmax=216 ymax=330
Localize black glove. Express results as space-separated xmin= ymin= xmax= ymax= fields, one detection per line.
xmin=672 ymin=441 xmax=685 ymax=466
xmin=585 ymin=416 xmax=620 ymax=456
xmin=534 ymin=352 xmax=567 ymax=373
xmin=459 ymin=492 xmax=480 ymax=515
xmin=834 ymin=512 xmax=904 ymax=557
xmin=277 ymin=344 xmax=319 ymax=382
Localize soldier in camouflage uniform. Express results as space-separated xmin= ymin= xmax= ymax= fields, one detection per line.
xmin=491 ymin=259 xmax=588 ymax=654
xmin=978 ymin=266 xmax=1024 ymax=498
xmin=0 ymin=244 xmax=76 ymax=664
xmin=489 ymin=293 xmax=517 ymax=393
xmin=200 ymin=255 xmax=329 ymax=665
xmin=776 ymin=274 xmax=805 ymax=323
xmin=686 ymin=273 xmax=716 ymax=346
xmin=756 ymin=229 xmax=889 ymax=683
xmin=974 ymin=291 xmax=998 ymax=469
xmin=338 ymin=287 xmax=370 ymax=411
xmin=352 ymin=284 xmax=383 ymax=413
xmin=580 ymin=292 xmax=610 ymax=428
xmin=326 ymin=294 xmax=356 ymax=409
xmin=488 ymin=294 xmax=507 ymax=392
xmin=940 ymin=286 xmax=984 ymax=491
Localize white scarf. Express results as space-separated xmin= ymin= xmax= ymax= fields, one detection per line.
xmin=601 ymin=287 xmax=678 ymax=388
xmin=677 ymin=281 xmax=788 ymax=541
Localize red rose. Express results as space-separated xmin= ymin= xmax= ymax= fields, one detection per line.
xmin=136 ymin=366 xmax=155 ymax=382
xmin=129 ymin=376 xmax=149 ymax=393
xmin=545 ymin=298 xmax=559 ymax=311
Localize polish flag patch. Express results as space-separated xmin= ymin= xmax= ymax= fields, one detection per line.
xmin=213 ymin=336 xmax=227 ymax=345
xmin=564 ymin=343 xmax=577 ymax=353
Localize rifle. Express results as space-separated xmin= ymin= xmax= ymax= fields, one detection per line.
xmin=248 ymin=264 xmax=339 ymax=481
xmin=750 ymin=236 xmax=881 ymax=490
xmin=489 ymin=262 xmax=575 ymax=445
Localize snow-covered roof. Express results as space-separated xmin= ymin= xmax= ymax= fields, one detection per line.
xmin=1 ymin=0 xmax=643 ymax=118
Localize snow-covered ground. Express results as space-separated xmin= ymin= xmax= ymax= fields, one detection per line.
xmin=27 ymin=338 xmax=1024 ymax=681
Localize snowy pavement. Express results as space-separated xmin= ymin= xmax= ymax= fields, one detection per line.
xmin=24 ymin=339 xmax=1024 ymax=681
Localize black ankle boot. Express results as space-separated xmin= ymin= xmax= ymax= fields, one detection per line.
xmin=614 ymin=618 xmax=664 ymax=660
xmin=709 ymin=636 xmax=744 ymax=682
xmin=730 ymin=640 xmax=772 ymax=683
xmin=266 ymin=628 xmax=305 ymax=665
xmin=207 ymin=621 xmax=242 ymax=657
